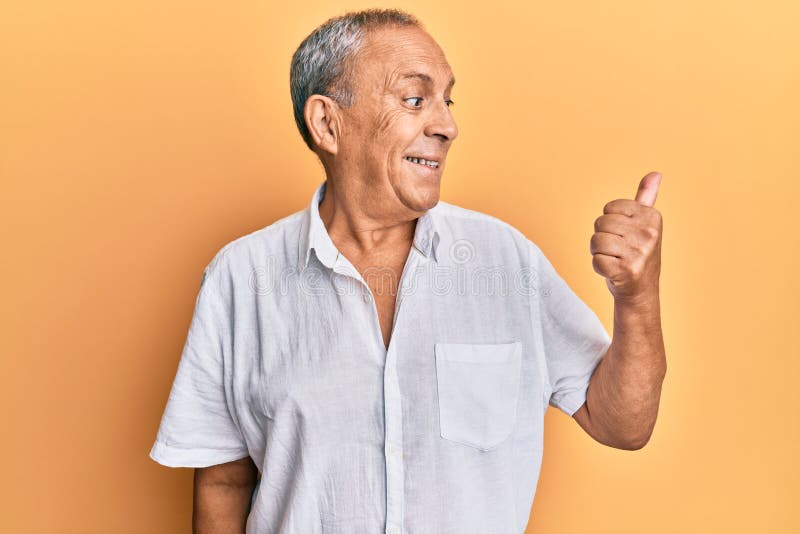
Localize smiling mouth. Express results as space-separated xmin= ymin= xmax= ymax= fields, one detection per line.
xmin=403 ymin=156 xmax=440 ymax=169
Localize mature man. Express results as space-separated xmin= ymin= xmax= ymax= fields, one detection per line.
xmin=150 ymin=8 xmax=666 ymax=534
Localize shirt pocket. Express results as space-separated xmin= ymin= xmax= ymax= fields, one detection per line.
xmin=434 ymin=341 xmax=522 ymax=451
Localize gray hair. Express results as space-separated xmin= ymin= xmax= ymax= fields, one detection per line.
xmin=289 ymin=8 xmax=423 ymax=152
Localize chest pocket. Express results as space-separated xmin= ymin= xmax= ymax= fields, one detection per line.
xmin=434 ymin=341 xmax=522 ymax=451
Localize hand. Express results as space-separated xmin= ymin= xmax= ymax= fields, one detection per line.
xmin=591 ymin=171 xmax=663 ymax=304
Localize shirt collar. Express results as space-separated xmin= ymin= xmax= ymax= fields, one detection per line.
xmin=298 ymin=180 xmax=441 ymax=270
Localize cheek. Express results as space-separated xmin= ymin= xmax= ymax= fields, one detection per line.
xmin=375 ymin=108 xmax=401 ymax=137
xmin=374 ymin=107 xmax=416 ymax=148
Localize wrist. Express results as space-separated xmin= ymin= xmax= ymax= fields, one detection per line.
xmin=613 ymin=289 xmax=662 ymax=330
xmin=614 ymin=285 xmax=660 ymax=310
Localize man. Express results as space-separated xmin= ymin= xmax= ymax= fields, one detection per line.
xmin=150 ymin=8 xmax=666 ymax=534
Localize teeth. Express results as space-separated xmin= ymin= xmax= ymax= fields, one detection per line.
xmin=404 ymin=156 xmax=439 ymax=168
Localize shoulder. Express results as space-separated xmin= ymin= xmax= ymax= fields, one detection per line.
xmin=202 ymin=208 xmax=306 ymax=284
xmin=433 ymin=200 xmax=543 ymax=261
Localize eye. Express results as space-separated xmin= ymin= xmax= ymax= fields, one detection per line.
xmin=404 ymin=97 xmax=424 ymax=108
xmin=445 ymin=99 xmax=455 ymax=108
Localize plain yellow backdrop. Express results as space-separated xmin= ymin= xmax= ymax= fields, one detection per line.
xmin=2 ymin=1 xmax=798 ymax=532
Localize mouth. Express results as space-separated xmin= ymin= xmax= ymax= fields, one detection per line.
xmin=403 ymin=155 xmax=442 ymax=172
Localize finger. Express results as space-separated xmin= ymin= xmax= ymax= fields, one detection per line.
xmin=594 ymin=213 xmax=633 ymax=237
xmin=590 ymin=232 xmax=626 ymax=258
xmin=634 ymin=172 xmax=662 ymax=207
xmin=603 ymin=198 xmax=639 ymax=217
xmin=592 ymin=253 xmax=621 ymax=278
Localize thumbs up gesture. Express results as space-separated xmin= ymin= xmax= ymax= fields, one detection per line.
xmin=591 ymin=172 xmax=663 ymax=303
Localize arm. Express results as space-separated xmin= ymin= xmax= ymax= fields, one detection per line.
xmin=572 ymin=292 xmax=666 ymax=450
xmin=573 ymin=171 xmax=667 ymax=450
xmin=193 ymin=456 xmax=259 ymax=534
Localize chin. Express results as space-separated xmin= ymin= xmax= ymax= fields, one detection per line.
xmin=390 ymin=166 xmax=443 ymax=212
xmin=408 ymin=181 xmax=441 ymax=212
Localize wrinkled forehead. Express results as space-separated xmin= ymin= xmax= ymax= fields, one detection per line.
xmin=355 ymin=26 xmax=453 ymax=87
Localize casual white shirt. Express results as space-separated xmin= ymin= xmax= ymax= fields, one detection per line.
xmin=150 ymin=179 xmax=612 ymax=534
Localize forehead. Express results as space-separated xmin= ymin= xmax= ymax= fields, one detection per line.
xmin=356 ymin=26 xmax=454 ymax=85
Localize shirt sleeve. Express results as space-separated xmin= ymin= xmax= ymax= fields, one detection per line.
xmin=149 ymin=261 xmax=250 ymax=468
xmin=529 ymin=240 xmax=612 ymax=417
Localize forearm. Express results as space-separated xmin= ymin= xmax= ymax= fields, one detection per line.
xmin=585 ymin=291 xmax=667 ymax=449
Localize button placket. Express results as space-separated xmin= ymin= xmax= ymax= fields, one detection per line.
xmin=383 ymin=361 xmax=404 ymax=532
xmin=381 ymin=251 xmax=421 ymax=534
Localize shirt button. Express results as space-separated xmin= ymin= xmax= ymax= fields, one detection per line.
xmin=363 ymin=292 xmax=371 ymax=303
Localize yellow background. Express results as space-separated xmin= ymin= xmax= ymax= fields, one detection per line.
xmin=2 ymin=1 xmax=798 ymax=532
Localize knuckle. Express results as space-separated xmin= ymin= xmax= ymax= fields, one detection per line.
xmin=631 ymin=260 xmax=646 ymax=278
xmin=592 ymin=254 xmax=604 ymax=273
xmin=603 ymin=200 xmax=619 ymax=213
xmin=634 ymin=222 xmax=656 ymax=241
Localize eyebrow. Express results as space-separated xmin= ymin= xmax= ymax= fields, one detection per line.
xmin=400 ymin=72 xmax=456 ymax=89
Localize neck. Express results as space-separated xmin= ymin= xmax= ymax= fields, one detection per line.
xmin=317 ymin=178 xmax=418 ymax=257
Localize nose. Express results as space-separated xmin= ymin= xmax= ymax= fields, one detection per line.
xmin=424 ymin=100 xmax=459 ymax=143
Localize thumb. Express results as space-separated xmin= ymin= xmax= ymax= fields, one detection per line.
xmin=635 ymin=171 xmax=662 ymax=207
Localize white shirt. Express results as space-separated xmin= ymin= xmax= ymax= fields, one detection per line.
xmin=150 ymin=179 xmax=612 ymax=534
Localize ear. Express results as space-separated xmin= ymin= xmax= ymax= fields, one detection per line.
xmin=304 ymin=95 xmax=340 ymax=155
